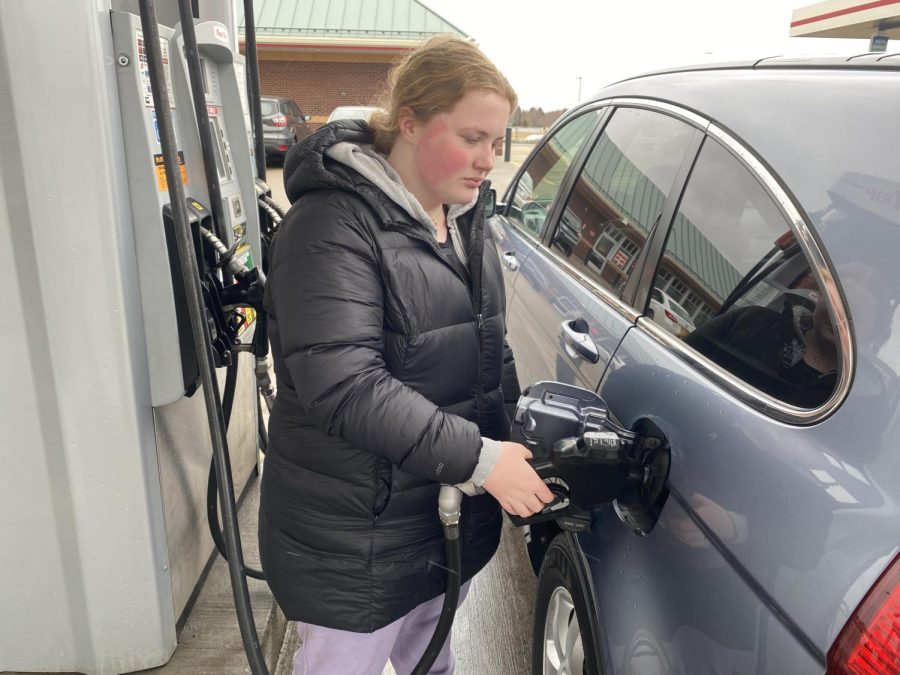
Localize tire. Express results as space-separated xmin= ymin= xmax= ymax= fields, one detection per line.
xmin=532 ymin=534 xmax=603 ymax=675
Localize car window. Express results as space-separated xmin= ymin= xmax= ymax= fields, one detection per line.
xmin=548 ymin=107 xmax=696 ymax=297
xmin=260 ymin=100 xmax=278 ymax=116
xmin=281 ymin=101 xmax=293 ymax=116
xmin=650 ymin=138 xmax=840 ymax=409
xmin=506 ymin=110 xmax=600 ymax=240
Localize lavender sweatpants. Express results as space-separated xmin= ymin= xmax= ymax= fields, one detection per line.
xmin=292 ymin=581 xmax=471 ymax=675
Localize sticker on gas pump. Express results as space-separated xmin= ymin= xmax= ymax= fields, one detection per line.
xmin=237 ymin=307 xmax=256 ymax=336
xmin=136 ymin=29 xmax=175 ymax=109
xmin=153 ymin=152 xmax=188 ymax=191
xmin=151 ymin=110 xmax=160 ymax=144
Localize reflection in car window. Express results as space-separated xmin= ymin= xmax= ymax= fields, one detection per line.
xmin=507 ymin=110 xmax=600 ymax=239
xmin=549 ymin=107 xmax=695 ymax=297
xmin=651 ymin=138 xmax=840 ymax=408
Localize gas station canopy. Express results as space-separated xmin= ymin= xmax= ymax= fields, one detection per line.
xmin=791 ymin=0 xmax=900 ymax=38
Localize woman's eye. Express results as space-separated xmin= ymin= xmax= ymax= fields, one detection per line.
xmin=464 ymin=136 xmax=479 ymax=145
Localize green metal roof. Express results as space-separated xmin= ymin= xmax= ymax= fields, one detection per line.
xmin=239 ymin=0 xmax=469 ymax=40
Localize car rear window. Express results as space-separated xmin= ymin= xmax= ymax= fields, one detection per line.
xmin=260 ymin=100 xmax=278 ymax=116
xmin=650 ymin=138 xmax=841 ymax=409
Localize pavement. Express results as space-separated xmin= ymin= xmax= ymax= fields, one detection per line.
xmin=125 ymin=149 xmax=537 ymax=674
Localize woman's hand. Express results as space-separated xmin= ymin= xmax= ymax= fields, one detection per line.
xmin=482 ymin=442 xmax=555 ymax=517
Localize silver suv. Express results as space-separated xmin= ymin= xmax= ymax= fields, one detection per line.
xmin=494 ymin=55 xmax=900 ymax=675
xmin=260 ymin=95 xmax=310 ymax=162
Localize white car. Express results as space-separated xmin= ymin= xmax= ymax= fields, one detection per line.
xmin=648 ymin=287 xmax=695 ymax=337
xmin=326 ymin=105 xmax=381 ymax=123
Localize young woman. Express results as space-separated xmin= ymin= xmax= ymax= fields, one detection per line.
xmin=259 ymin=35 xmax=553 ymax=674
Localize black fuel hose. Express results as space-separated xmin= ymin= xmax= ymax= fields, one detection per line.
xmin=243 ymin=0 xmax=265 ymax=181
xmin=206 ymin=358 xmax=266 ymax=580
xmin=412 ymin=486 xmax=464 ymax=675
xmin=175 ymin=0 xmax=231 ymax=276
xmin=136 ymin=3 xmax=269 ymax=673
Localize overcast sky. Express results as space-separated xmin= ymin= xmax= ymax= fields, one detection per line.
xmin=421 ymin=0 xmax=874 ymax=110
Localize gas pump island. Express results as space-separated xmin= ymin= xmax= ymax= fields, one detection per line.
xmin=1 ymin=2 xmax=269 ymax=672
xmin=0 ymin=2 xmax=669 ymax=674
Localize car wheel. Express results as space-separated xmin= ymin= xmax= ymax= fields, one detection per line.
xmin=532 ymin=534 xmax=603 ymax=675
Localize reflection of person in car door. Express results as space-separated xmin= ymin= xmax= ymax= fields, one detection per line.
xmin=684 ymin=271 xmax=839 ymax=408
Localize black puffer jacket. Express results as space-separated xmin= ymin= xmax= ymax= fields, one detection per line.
xmin=259 ymin=120 xmax=518 ymax=632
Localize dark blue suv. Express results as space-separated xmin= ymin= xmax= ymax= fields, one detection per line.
xmin=494 ymin=55 xmax=900 ymax=675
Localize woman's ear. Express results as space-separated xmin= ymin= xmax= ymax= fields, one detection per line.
xmin=396 ymin=106 xmax=419 ymax=144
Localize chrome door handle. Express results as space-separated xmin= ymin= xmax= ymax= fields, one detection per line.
xmin=560 ymin=319 xmax=600 ymax=363
xmin=502 ymin=251 xmax=519 ymax=271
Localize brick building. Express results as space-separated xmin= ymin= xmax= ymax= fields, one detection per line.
xmin=239 ymin=0 xmax=468 ymax=130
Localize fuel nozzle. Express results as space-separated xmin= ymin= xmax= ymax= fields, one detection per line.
xmin=508 ymin=382 xmax=668 ymax=532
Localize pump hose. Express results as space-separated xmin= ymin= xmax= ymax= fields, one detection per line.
xmin=194 ymin=220 xmax=274 ymax=580
xmin=137 ymin=2 xmax=269 ymax=673
xmin=412 ymin=486 xmax=464 ymax=675
xmin=257 ymin=198 xmax=282 ymax=228
xmin=261 ymin=194 xmax=286 ymax=219
xmin=207 ymin=358 xmax=266 ymax=580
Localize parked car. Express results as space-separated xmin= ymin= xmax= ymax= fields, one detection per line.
xmin=326 ymin=105 xmax=381 ymax=123
xmin=647 ymin=287 xmax=695 ymax=337
xmin=260 ymin=96 xmax=311 ymax=162
xmin=491 ymin=55 xmax=900 ymax=675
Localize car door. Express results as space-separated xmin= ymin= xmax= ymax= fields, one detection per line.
xmin=506 ymin=106 xmax=702 ymax=391
xmin=585 ymin=123 xmax=854 ymax=673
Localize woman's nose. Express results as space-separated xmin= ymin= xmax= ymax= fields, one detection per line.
xmin=474 ymin=144 xmax=494 ymax=172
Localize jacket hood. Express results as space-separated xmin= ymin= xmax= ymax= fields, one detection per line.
xmin=283 ymin=119 xmax=370 ymax=201
xmin=282 ymin=119 xmax=480 ymax=237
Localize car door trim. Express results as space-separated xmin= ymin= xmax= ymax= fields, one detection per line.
xmin=597 ymin=96 xmax=711 ymax=131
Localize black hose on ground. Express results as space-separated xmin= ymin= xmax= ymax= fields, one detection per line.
xmin=136 ymin=3 xmax=268 ymax=673
xmin=206 ymin=358 xmax=265 ymax=580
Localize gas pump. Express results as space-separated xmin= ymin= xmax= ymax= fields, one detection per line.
xmin=0 ymin=0 xmax=276 ymax=671
xmin=108 ymin=2 xmax=267 ymax=634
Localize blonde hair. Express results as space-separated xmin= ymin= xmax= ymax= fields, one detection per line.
xmin=369 ymin=34 xmax=517 ymax=155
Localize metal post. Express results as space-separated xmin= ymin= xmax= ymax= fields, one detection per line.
xmin=504 ymin=126 xmax=512 ymax=163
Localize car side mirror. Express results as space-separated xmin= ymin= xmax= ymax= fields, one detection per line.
xmin=485 ymin=189 xmax=506 ymax=218
xmin=303 ymin=114 xmax=311 ymax=122
xmin=484 ymin=189 xmax=497 ymax=218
